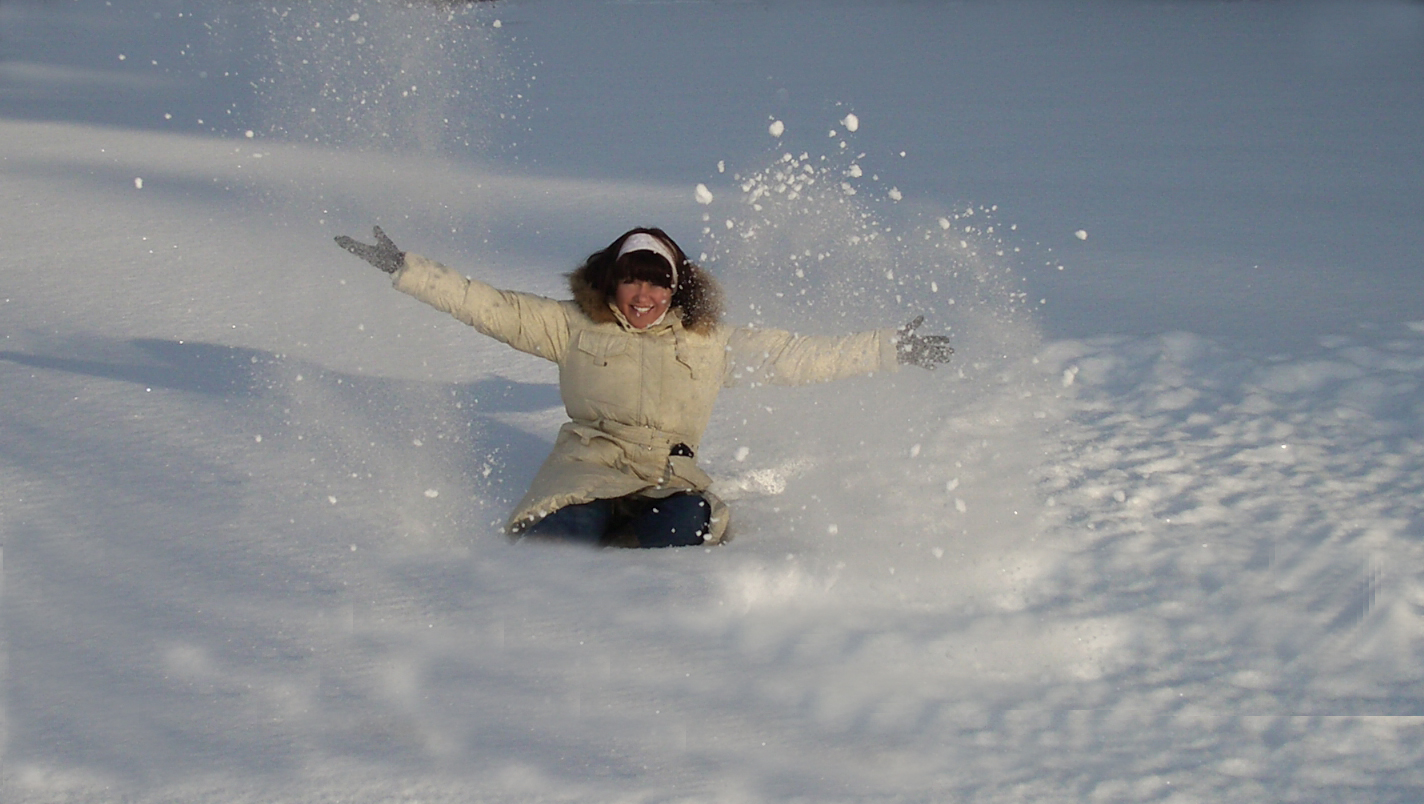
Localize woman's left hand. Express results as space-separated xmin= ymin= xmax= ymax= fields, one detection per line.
xmin=895 ymin=316 xmax=955 ymax=369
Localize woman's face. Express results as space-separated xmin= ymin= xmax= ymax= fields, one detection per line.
xmin=615 ymin=278 xmax=673 ymax=329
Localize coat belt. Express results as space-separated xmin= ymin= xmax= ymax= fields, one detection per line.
xmin=571 ymin=419 xmax=697 ymax=457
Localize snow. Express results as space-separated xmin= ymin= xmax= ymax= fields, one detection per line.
xmin=4 ymin=0 xmax=1424 ymax=802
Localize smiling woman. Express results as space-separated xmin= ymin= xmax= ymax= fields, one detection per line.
xmin=336 ymin=225 xmax=952 ymax=548
xmin=614 ymin=277 xmax=671 ymax=329
xmin=611 ymin=234 xmax=677 ymax=329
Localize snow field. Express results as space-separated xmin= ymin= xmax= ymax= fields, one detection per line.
xmin=1036 ymin=330 xmax=1424 ymax=705
xmin=5 ymin=0 xmax=1424 ymax=802
xmin=10 ymin=114 xmax=1422 ymax=800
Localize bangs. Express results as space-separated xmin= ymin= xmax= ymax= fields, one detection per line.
xmin=615 ymin=251 xmax=674 ymax=289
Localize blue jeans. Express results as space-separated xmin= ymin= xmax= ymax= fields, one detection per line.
xmin=522 ymin=492 xmax=711 ymax=548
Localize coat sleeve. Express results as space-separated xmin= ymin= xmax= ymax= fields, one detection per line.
xmin=391 ymin=253 xmax=572 ymax=363
xmin=724 ymin=325 xmax=899 ymax=387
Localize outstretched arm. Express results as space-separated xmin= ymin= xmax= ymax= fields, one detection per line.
xmin=335 ymin=227 xmax=573 ymax=363
xmin=726 ymin=326 xmax=896 ymax=386
xmin=725 ymin=317 xmax=953 ymax=387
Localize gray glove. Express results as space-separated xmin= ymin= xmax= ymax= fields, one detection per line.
xmin=895 ymin=316 xmax=954 ymax=370
xmin=335 ymin=225 xmax=405 ymax=274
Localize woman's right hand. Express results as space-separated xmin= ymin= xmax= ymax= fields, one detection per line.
xmin=335 ymin=226 xmax=405 ymax=274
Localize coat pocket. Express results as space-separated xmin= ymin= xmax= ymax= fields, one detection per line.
xmin=575 ymin=330 xmax=628 ymax=367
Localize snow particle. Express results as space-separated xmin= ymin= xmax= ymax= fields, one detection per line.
xmin=768 ymin=119 xmax=785 ymax=138
xmin=244 ymin=130 xmax=254 ymax=139
xmin=1113 ymin=490 xmax=1127 ymax=503
xmin=348 ymin=13 xmax=360 ymax=21
xmin=1075 ymin=229 xmax=1089 ymax=240
xmin=424 ymin=489 xmax=439 ymax=499
xmin=954 ymin=498 xmax=967 ymax=513
xmin=910 ymin=443 xmax=922 ymax=458
xmin=694 ymin=183 xmax=714 ymax=205
xmin=254 ymin=435 xmax=262 ymax=443
xmin=328 ymin=496 xmax=338 ymax=505
xmin=842 ymin=113 xmax=859 ymax=132
xmin=827 ymin=524 xmax=839 ymax=535
xmin=133 ymin=177 xmax=143 ymax=189
xmin=493 ymin=19 xmax=502 ymax=28
xmin=946 ymin=478 xmax=960 ymax=491
xmin=735 ymin=446 xmax=750 ymax=462
xmin=888 ymin=187 xmax=903 ymax=201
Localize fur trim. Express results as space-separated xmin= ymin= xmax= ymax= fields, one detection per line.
xmin=568 ymin=262 xmax=723 ymax=335
xmin=570 ymin=269 xmax=619 ymax=326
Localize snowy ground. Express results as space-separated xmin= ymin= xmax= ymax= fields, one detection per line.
xmin=3 ymin=1 xmax=1424 ymax=802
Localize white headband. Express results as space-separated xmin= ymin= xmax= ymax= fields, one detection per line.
xmin=617 ymin=232 xmax=680 ymax=290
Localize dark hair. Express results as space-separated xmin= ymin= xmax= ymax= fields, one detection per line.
xmin=616 ymin=250 xmax=676 ymax=290
xmin=578 ymin=227 xmax=709 ymax=315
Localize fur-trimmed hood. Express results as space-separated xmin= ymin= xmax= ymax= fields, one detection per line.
xmin=568 ymin=261 xmax=723 ymax=335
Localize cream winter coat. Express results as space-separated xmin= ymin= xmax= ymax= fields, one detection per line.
xmin=392 ymin=253 xmax=899 ymax=544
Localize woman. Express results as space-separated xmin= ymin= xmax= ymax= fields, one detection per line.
xmin=336 ymin=226 xmax=952 ymax=548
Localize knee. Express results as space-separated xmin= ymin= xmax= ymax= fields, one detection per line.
xmin=644 ymin=493 xmax=711 ymax=548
